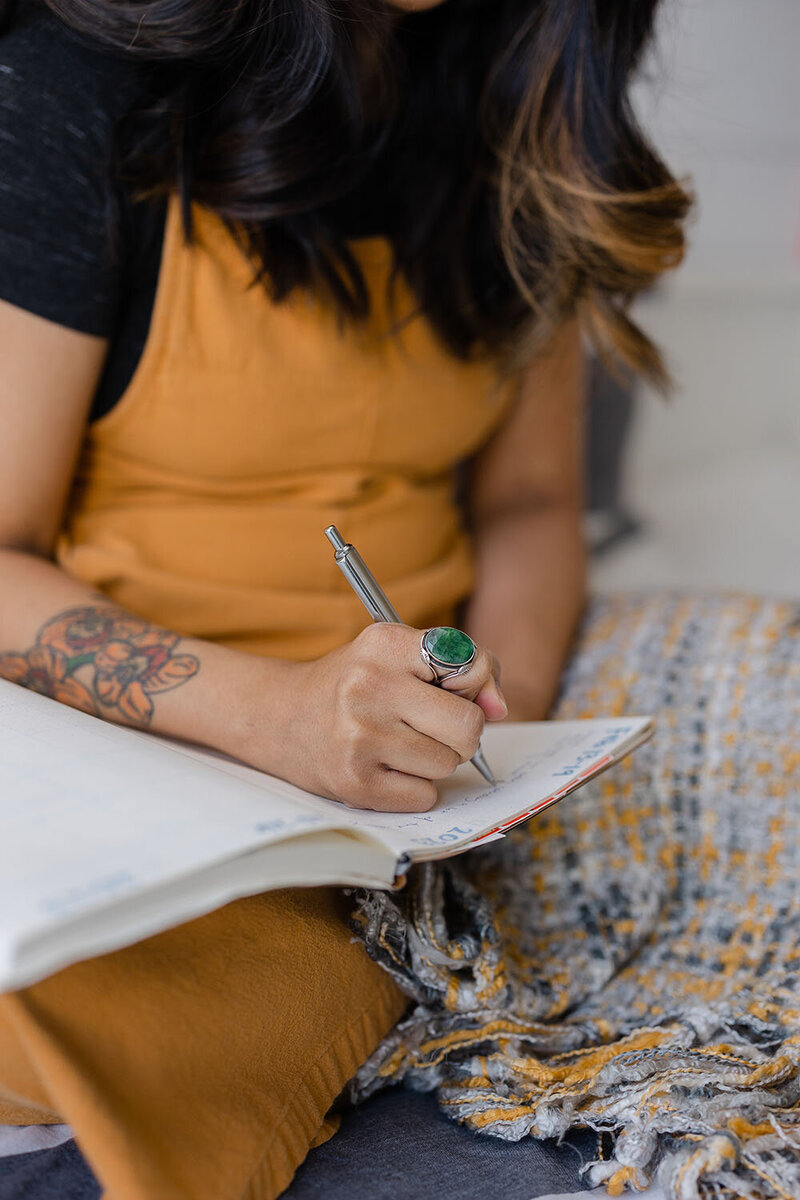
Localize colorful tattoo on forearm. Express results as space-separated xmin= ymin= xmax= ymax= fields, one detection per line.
xmin=0 ymin=607 xmax=200 ymax=725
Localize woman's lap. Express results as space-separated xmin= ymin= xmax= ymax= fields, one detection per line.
xmin=0 ymin=887 xmax=406 ymax=1200
xmin=2 ymin=593 xmax=797 ymax=1200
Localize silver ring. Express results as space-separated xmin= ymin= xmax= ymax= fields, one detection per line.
xmin=419 ymin=626 xmax=477 ymax=684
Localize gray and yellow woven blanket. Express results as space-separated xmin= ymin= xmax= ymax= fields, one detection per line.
xmin=352 ymin=593 xmax=800 ymax=1200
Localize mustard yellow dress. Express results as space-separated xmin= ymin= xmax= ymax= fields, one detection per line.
xmin=0 ymin=197 xmax=513 ymax=1199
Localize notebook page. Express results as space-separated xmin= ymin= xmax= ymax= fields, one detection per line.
xmin=0 ymin=681 xmax=345 ymax=938
xmin=138 ymin=717 xmax=652 ymax=859
xmin=291 ymin=718 xmax=653 ymax=857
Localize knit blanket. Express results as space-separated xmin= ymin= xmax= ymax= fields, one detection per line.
xmin=351 ymin=593 xmax=800 ymax=1200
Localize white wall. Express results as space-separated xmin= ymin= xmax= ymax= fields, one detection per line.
xmin=593 ymin=0 xmax=800 ymax=597
xmin=634 ymin=0 xmax=800 ymax=289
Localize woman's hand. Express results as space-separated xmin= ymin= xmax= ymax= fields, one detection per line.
xmin=235 ymin=623 xmax=507 ymax=812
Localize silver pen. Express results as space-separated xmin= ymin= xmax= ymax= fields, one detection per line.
xmin=324 ymin=524 xmax=496 ymax=785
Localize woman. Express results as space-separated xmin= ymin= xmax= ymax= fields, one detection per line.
xmin=0 ymin=0 xmax=688 ymax=1196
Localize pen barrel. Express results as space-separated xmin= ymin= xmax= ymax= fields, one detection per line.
xmin=324 ymin=524 xmax=495 ymax=784
xmin=333 ymin=546 xmax=402 ymax=624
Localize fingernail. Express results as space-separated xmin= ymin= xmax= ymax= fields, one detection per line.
xmin=495 ymin=681 xmax=508 ymax=717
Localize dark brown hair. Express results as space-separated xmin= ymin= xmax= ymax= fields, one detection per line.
xmin=13 ymin=0 xmax=691 ymax=382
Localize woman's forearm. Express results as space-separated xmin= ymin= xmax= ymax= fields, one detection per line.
xmin=462 ymin=503 xmax=587 ymax=720
xmin=0 ymin=547 xmax=505 ymax=809
xmin=0 ymin=547 xmax=294 ymax=765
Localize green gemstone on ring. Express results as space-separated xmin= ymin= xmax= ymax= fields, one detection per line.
xmin=424 ymin=626 xmax=475 ymax=667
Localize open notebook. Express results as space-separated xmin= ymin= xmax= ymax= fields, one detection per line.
xmin=0 ymin=678 xmax=652 ymax=991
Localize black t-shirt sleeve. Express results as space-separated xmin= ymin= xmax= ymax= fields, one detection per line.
xmin=0 ymin=2 xmax=140 ymax=336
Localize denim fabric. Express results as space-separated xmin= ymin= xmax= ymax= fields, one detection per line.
xmin=284 ymin=1088 xmax=597 ymax=1200
xmin=0 ymin=1089 xmax=597 ymax=1200
xmin=0 ymin=1138 xmax=101 ymax=1200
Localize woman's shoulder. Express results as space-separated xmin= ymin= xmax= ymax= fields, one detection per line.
xmin=0 ymin=0 xmax=147 ymax=336
xmin=0 ymin=0 xmax=143 ymax=109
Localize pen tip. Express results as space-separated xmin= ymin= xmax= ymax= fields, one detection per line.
xmin=472 ymin=751 xmax=496 ymax=785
